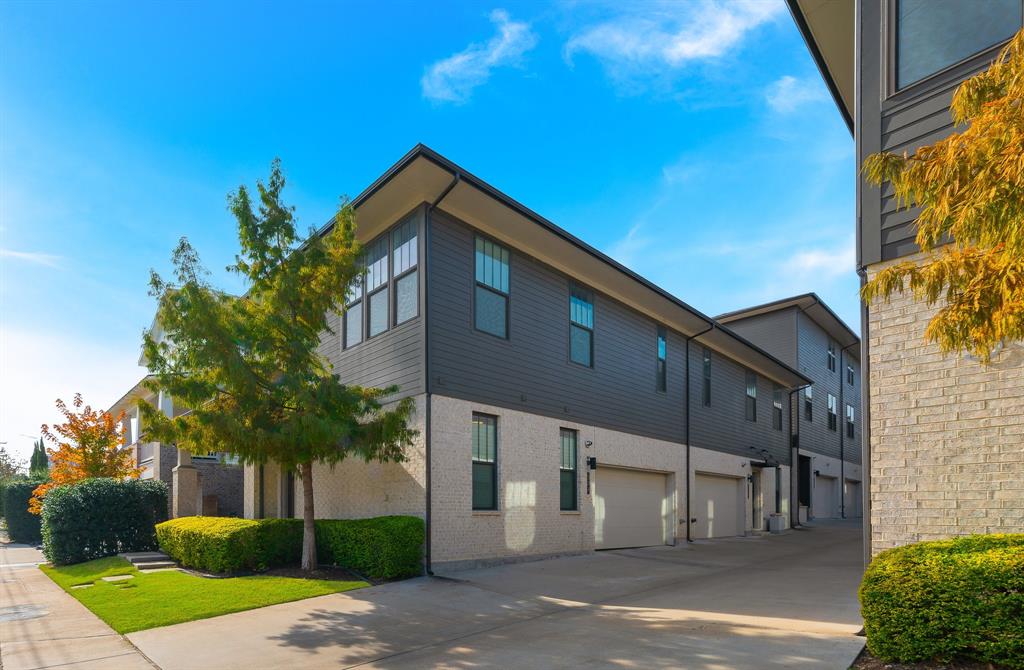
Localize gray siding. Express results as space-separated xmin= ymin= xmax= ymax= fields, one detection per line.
xmin=859 ymin=0 xmax=1018 ymax=264
xmin=427 ymin=209 xmax=687 ymax=444
xmin=318 ymin=206 xmax=426 ymax=400
xmin=687 ymin=344 xmax=791 ymax=466
xmin=719 ymin=308 xmax=799 ymax=369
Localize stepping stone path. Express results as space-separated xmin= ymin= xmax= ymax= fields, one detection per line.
xmin=119 ymin=551 xmax=179 ymax=573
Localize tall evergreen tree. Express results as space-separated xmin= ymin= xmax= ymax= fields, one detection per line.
xmin=29 ymin=439 xmax=49 ymax=477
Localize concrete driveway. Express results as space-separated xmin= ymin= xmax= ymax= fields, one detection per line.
xmin=129 ymin=520 xmax=865 ymax=669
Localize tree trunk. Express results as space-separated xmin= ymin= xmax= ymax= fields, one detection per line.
xmin=300 ymin=462 xmax=317 ymax=571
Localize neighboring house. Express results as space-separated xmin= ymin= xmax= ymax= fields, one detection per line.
xmin=788 ymin=0 xmax=1024 ymax=558
xmin=717 ymin=294 xmax=863 ymax=523
xmin=108 ymin=320 xmax=243 ymax=518
xmin=244 ymin=145 xmax=813 ymax=571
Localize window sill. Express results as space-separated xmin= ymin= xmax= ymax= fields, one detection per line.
xmin=472 ymin=510 xmax=501 ymax=516
xmin=560 ymin=510 xmax=582 ymax=515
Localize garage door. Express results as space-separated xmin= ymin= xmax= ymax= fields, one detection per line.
xmin=814 ymin=475 xmax=838 ymax=519
xmin=693 ymin=473 xmax=742 ymax=539
xmin=594 ymin=467 xmax=668 ymax=549
xmin=844 ymin=479 xmax=862 ymax=518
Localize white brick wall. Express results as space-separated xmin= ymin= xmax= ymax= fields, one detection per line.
xmin=867 ymin=252 xmax=1024 ymax=553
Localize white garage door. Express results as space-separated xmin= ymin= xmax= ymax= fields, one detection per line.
xmin=693 ymin=473 xmax=742 ymax=539
xmin=814 ymin=475 xmax=838 ymax=519
xmin=594 ymin=467 xmax=668 ymax=549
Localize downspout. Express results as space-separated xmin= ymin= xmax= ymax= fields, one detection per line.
xmin=684 ymin=322 xmax=715 ymax=542
xmin=789 ymin=388 xmax=799 ymax=528
xmin=423 ymin=172 xmax=460 ymax=575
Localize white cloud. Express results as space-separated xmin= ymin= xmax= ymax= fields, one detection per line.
xmin=0 ymin=247 xmax=63 ymax=268
xmin=421 ymin=9 xmax=538 ymax=104
xmin=565 ymin=0 xmax=783 ymax=80
xmin=765 ymin=75 xmax=828 ymax=113
xmin=782 ymin=236 xmax=856 ymax=280
xmin=605 ymin=223 xmax=652 ymax=268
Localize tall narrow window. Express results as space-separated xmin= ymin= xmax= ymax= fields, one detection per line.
xmin=472 ymin=413 xmax=497 ymax=510
xmin=827 ymin=394 xmax=838 ymax=432
xmin=804 ymin=385 xmax=813 ymax=421
xmin=745 ymin=371 xmax=757 ymax=422
xmin=702 ymin=348 xmax=712 ymax=406
xmin=392 ymin=217 xmax=418 ymax=325
xmin=474 ymin=236 xmax=510 ymax=338
xmin=365 ymin=236 xmax=389 ymax=338
xmin=344 ymin=277 xmax=363 ymax=348
xmin=847 ymin=364 xmax=855 ymax=386
xmin=846 ymin=404 xmax=855 ymax=439
xmin=827 ymin=342 xmax=836 ymax=372
xmin=656 ymin=326 xmax=667 ymax=392
xmin=772 ymin=385 xmax=783 ymax=431
xmin=569 ymin=284 xmax=594 ymax=367
xmin=559 ymin=428 xmax=578 ymax=511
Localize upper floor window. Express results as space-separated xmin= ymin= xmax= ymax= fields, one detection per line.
xmin=702 ymin=348 xmax=712 ymax=406
xmin=846 ymin=404 xmax=855 ymax=439
xmin=826 ymin=342 xmax=836 ymax=372
xmin=392 ymin=217 xmax=418 ymax=326
xmin=847 ymin=364 xmax=855 ymax=386
xmin=656 ymin=326 xmax=667 ymax=393
xmin=344 ymin=277 xmax=363 ymax=349
xmin=804 ymin=385 xmax=813 ymax=422
xmin=745 ymin=371 xmax=757 ymax=422
xmin=772 ymin=385 xmax=784 ymax=431
xmin=474 ymin=236 xmax=510 ymax=339
xmin=472 ymin=413 xmax=498 ymax=511
xmin=559 ymin=428 xmax=578 ymax=511
xmin=827 ymin=393 xmax=838 ymax=432
xmin=896 ymin=0 xmax=1021 ymax=90
xmin=365 ymin=236 xmax=389 ymax=338
xmin=569 ymin=284 xmax=594 ymax=367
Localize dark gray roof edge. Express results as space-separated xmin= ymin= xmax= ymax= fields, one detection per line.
xmin=316 ymin=144 xmax=811 ymax=387
xmin=785 ymin=0 xmax=854 ymax=136
xmin=716 ymin=292 xmax=860 ymax=349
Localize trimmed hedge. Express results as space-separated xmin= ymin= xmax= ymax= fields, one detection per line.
xmin=3 ymin=481 xmax=44 ymax=544
xmin=860 ymin=533 xmax=1024 ymax=669
xmin=157 ymin=515 xmax=424 ymax=579
xmin=41 ymin=478 xmax=169 ymax=565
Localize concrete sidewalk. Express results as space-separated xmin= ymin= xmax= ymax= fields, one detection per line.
xmin=130 ymin=520 xmax=866 ymax=669
xmin=0 ymin=534 xmax=154 ymax=670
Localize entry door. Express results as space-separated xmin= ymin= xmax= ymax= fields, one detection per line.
xmin=693 ymin=474 xmax=742 ymax=539
xmin=750 ymin=467 xmax=763 ymax=530
xmin=594 ymin=467 xmax=668 ymax=549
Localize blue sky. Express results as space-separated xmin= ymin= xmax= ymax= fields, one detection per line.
xmin=0 ymin=0 xmax=854 ymax=463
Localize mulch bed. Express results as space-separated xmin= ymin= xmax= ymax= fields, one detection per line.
xmin=262 ymin=565 xmax=370 ymax=583
xmin=851 ymin=648 xmax=1004 ymax=670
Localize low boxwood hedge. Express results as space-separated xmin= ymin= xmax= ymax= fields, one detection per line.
xmin=2 ymin=481 xmax=44 ymax=544
xmin=157 ymin=515 xmax=424 ymax=579
xmin=859 ymin=533 xmax=1024 ymax=669
xmin=42 ymin=478 xmax=169 ymax=565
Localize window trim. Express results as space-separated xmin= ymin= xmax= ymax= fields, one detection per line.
xmin=472 ymin=413 xmax=499 ymax=511
xmin=473 ymin=234 xmax=511 ymax=340
xmin=559 ymin=428 xmax=578 ymax=512
xmin=826 ymin=342 xmax=836 ymax=372
xmin=772 ymin=385 xmax=784 ymax=431
xmin=847 ymin=364 xmax=855 ymax=386
xmin=366 ymin=284 xmax=390 ymax=340
xmin=804 ymin=385 xmax=813 ymax=422
xmin=391 ymin=217 xmax=419 ymax=327
xmin=827 ymin=393 xmax=838 ymax=432
xmin=846 ymin=404 xmax=855 ymax=439
xmin=568 ymin=282 xmax=594 ymax=368
xmin=655 ymin=326 xmax=667 ymax=393
xmin=745 ymin=371 xmax=757 ymax=422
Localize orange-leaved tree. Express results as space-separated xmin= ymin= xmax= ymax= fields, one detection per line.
xmin=29 ymin=393 xmax=141 ymax=513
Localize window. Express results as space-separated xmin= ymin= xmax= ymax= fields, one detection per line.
xmin=772 ymin=385 xmax=784 ymax=431
xmin=656 ymin=326 xmax=667 ymax=392
xmin=569 ymin=284 xmax=594 ymax=367
xmin=365 ymin=236 xmax=389 ymax=338
xmin=392 ymin=217 xmax=418 ymax=325
xmin=847 ymin=364 xmax=855 ymax=386
xmin=804 ymin=385 xmax=813 ymax=422
xmin=344 ymin=277 xmax=363 ymax=348
xmin=827 ymin=342 xmax=836 ymax=372
xmin=745 ymin=371 xmax=757 ymax=422
xmin=896 ymin=0 xmax=1021 ymax=90
xmin=474 ymin=236 xmax=510 ymax=338
xmin=472 ymin=414 xmax=497 ymax=510
xmin=559 ymin=428 xmax=578 ymax=511
xmin=827 ymin=394 xmax=838 ymax=432
xmin=846 ymin=404 xmax=855 ymax=439
xmin=702 ymin=348 xmax=712 ymax=406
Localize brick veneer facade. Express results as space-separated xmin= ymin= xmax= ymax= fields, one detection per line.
xmin=867 ymin=252 xmax=1024 ymax=554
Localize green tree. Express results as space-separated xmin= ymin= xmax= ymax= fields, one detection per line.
xmin=862 ymin=30 xmax=1024 ymax=361
xmin=0 ymin=445 xmax=25 ymax=481
xmin=29 ymin=439 xmax=49 ymax=478
xmin=140 ymin=159 xmax=417 ymax=571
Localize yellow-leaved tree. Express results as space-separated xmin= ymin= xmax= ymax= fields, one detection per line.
xmin=862 ymin=30 xmax=1024 ymax=362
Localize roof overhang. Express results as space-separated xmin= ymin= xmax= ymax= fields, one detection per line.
xmin=786 ymin=0 xmax=854 ymax=135
xmin=717 ymin=293 xmax=859 ymax=355
xmin=108 ymin=375 xmax=156 ymax=417
xmin=330 ymin=145 xmax=811 ymax=389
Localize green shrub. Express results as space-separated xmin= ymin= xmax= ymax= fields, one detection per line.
xmin=860 ymin=533 xmax=1024 ymax=669
xmin=317 ymin=516 xmax=424 ymax=580
xmin=158 ymin=515 xmax=424 ymax=579
xmin=3 ymin=481 xmax=44 ymax=544
xmin=41 ymin=478 xmax=169 ymax=565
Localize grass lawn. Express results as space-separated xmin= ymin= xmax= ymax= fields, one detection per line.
xmin=41 ymin=557 xmax=368 ymax=634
